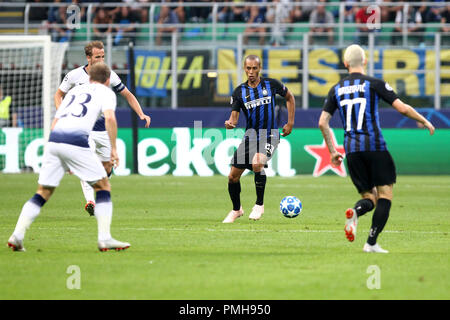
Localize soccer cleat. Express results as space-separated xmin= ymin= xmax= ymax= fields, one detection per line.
xmin=222 ymin=207 xmax=244 ymax=223
xmin=7 ymin=235 xmax=26 ymax=252
xmin=363 ymin=243 xmax=389 ymax=253
xmin=84 ymin=201 xmax=95 ymax=217
xmin=98 ymin=238 xmax=130 ymax=252
xmin=344 ymin=208 xmax=358 ymax=242
xmin=249 ymin=204 xmax=264 ymax=221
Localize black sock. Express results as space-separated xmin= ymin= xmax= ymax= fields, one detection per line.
xmin=254 ymin=171 xmax=267 ymax=206
xmin=354 ymin=198 xmax=375 ymax=217
xmin=228 ymin=182 xmax=241 ymax=211
xmin=367 ymin=198 xmax=391 ymax=245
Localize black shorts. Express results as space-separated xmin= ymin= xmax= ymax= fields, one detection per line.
xmin=231 ymin=135 xmax=280 ymax=171
xmin=346 ymin=150 xmax=397 ymax=194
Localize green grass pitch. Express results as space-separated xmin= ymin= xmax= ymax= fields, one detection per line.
xmin=0 ymin=173 xmax=449 ymax=300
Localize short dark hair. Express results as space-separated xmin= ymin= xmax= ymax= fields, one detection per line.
xmin=85 ymin=41 xmax=104 ymax=57
xmin=244 ymin=55 xmax=261 ymax=67
xmin=89 ymin=62 xmax=111 ymax=84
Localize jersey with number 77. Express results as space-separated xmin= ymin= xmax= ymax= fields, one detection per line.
xmin=323 ymin=72 xmax=399 ymax=154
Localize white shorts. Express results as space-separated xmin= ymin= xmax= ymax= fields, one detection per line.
xmin=89 ymin=130 xmax=111 ymax=162
xmin=38 ymin=142 xmax=107 ymax=187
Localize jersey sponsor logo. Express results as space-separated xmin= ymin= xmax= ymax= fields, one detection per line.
xmin=337 ymin=83 xmax=366 ymax=96
xmin=244 ymin=96 xmax=272 ymax=110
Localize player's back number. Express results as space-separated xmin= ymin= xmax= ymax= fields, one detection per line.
xmin=339 ymin=97 xmax=367 ymax=132
xmin=60 ymin=93 xmax=91 ymax=118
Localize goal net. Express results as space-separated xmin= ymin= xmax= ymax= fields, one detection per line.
xmin=0 ymin=35 xmax=67 ymax=173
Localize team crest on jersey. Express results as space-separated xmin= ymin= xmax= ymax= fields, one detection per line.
xmin=385 ymin=83 xmax=393 ymax=91
xmin=262 ymin=89 xmax=268 ymax=96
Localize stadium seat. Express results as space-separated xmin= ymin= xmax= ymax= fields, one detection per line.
xmin=287 ymin=22 xmax=310 ymax=42
xmin=72 ymin=22 xmax=88 ymax=42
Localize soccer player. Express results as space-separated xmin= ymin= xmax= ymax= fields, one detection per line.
xmin=318 ymin=44 xmax=435 ymax=253
xmin=7 ymin=62 xmax=130 ymax=252
xmin=54 ymin=40 xmax=151 ymax=216
xmin=222 ymin=55 xmax=295 ymax=223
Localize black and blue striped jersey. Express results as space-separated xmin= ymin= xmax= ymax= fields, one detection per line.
xmin=231 ymin=77 xmax=288 ymax=140
xmin=323 ymin=73 xmax=399 ymax=154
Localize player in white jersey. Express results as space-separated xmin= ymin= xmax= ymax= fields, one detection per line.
xmin=54 ymin=40 xmax=151 ymax=216
xmin=7 ymin=62 xmax=130 ymax=252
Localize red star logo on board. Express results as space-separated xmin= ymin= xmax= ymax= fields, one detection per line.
xmin=304 ymin=130 xmax=347 ymax=177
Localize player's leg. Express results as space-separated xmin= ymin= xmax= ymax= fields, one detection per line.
xmin=249 ymin=152 xmax=267 ymax=221
xmin=91 ymin=178 xmax=130 ymax=251
xmin=8 ymin=142 xmax=64 ymax=251
xmin=7 ymin=186 xmax=55 ymax=252
xmin=223 ymin=165 xmax=246 ymax=223
xmin=223 ymin=137 xmax=249 ymax=223
xmin=363 ymin=184 xmax=392 ymax=253
xmin=344 ymin=152 xmax=374 ymax=242
xmin=249 ymin=134 xmax=279 ymax=221
xmin=81 ymin=131 xmax=112 ymax=216
xmin=363 ymin=151 xmax=396 ymax=253
xmin=65 ymin=145 xmax=129 ymax=251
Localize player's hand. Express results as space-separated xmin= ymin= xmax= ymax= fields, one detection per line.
xmin=110 ymin=149 xmax=119 ymax=169
xmin=225 ymin=120 xmax=236 ymax=129
xmin=281 ymin=123 xmax=293 ymax=137
xmin=141 ymin=114 xmax=151 ymax=128
xmin=424 ymin=121 xmax=435 ymax=135
xmin=330 ymin=151 xmax=344 ymax=167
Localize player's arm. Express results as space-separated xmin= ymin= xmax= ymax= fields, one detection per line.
xmin=318 ymin=110 xmax=344 ymax=167
xmin=225 ymin=111 xmax=239 ymax=129
xmin=391 ymin=99 xmax=435 ymax=135
xmin=225 ymin=89 xmax=241 ymax=129
xmin=54 ymin=88 xmax=66 ymax=110
xmin=374 ymin=80 xmax=435 ymax=135
xmin=281 ymin=89 xmax=295 ymax=137
xmin=119 ymin=87 xmax=151 ymax=128
xmin=104 ymin=109 xmax=119 ymax=168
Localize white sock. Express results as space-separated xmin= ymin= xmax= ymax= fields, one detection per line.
xmin=95 ymin=201 xmax=112 ymax=241
xmin=13 ymin=199 xmax=43 ymax=241
xmin=80 ymin=180 xmax=95 ymax=203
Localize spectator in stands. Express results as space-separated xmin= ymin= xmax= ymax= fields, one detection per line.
xmin=112 ymin=6 xmax=141 ymax=45
xmin=343 ymin=1 xmax=357 ymax=23
xmin=186 ymin=0 xmax=212 ymax=23
xmin=48 ymin=0 xmax=73 ymax=42
xmin=243 ymin=2 xmax=266 ymax=45
xmin=424 ymin=2 xmax=445 ymax=23
xmin=27 ymin=0 xmax=49 ymax=22
xmin=290 ymin=0 xmax=320 ymax=23
xmin=309 ymin=2 xmax=334 ymax=45
xmin=378 ymin=0 xmax=399 ymax=23
xmin=266 ymin=0 xmax=292 ymax=46
xmin=392 ymin=4 xmax=425 ymax=45
xmin=217 ymin=0 xmax=248 ymax=24
xmin=354 ymin=0 xmax=373 ymax=46
xmin=93 ymin=7 xmax=113 ymax=40
xmin=0 ymin=85 xmax=17 ymax=128
xmin=155 ymin=3 xmax=186 ymax=46
xmin=120 ymin=0 xmax=151 ymax=23
xmin=70 ymin=0 xmax=87 ymax=22
xmin=440 ymin=4 xmax=450 ymax=43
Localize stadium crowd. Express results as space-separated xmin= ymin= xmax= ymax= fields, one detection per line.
xmin=23 ymin=0 xmax=450 ymax=45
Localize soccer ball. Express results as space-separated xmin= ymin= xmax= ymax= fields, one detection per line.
xmin=280 ymin=196 xmax=302 ymax=218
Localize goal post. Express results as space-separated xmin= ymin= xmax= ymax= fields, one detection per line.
xmin=0 ymin=35 xmax=68 ymax=173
